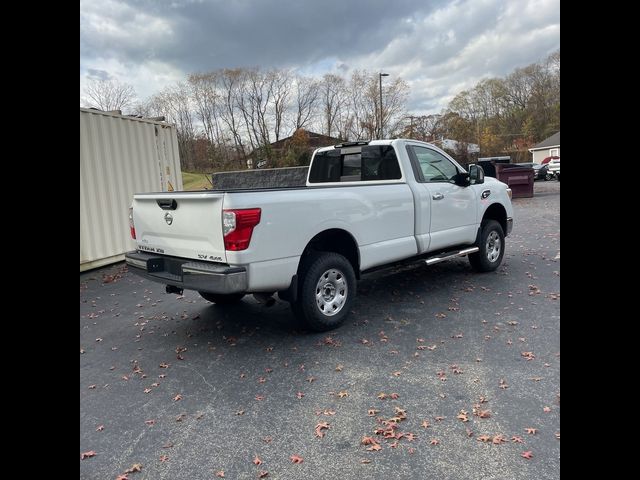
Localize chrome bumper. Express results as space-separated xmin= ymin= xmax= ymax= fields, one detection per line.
xmin=506 ymin=217 xmax=513 ymax=236
xmin=124 ymin=251 xmax=247 ymax=294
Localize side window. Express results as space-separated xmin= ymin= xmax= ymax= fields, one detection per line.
xmin=410 ymin=146 xmax=459 ymax=182
xmin=308 ymin=145 xmax=401 ymax=183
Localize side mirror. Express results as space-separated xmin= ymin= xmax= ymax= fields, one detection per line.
xmin=453 ymin=172 xmax=471 ymax=187
xmin=468 ymin=164 xmax=484 ymax=185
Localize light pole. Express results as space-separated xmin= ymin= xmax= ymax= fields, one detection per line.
xmin=379 ymin=72 xmax=389 ymax=138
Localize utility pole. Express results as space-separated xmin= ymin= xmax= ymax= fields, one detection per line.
xmin=379 ymin=72 xmax=389 ymax=138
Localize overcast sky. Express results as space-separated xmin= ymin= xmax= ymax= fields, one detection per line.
xmin=80 ymin=0 xmax=559 ymax=114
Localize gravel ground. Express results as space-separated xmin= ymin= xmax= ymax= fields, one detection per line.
xmin=80 ymin=180 xmax=560 ymax=480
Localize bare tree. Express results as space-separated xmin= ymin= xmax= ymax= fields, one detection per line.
xmin=320 ymin=74 xmax=346 ymax=138
xmin=292 ymin=76 xmax=319 ymax=130
xmin=268 ymin=69 xmax=292 ymax=142
xmin=83 ymin=78 xmax=137 ymax=112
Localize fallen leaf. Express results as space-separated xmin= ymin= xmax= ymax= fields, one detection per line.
xmin=366 ymin=444 xmax=382 ymax=451
xmin=492 ymin=435 xmax=506 ymax=444
xmin=511 ymin=436 xmax=524 ymax=443
xmin=159 ymin=455 xmax=169 ymax=462
xmin=315 ymin=422 xmax=330 ymax=438
xmin=521 ymin=351 xmax=535 ymax=361
xmin=258 ymin=471 xmax=269 ymax=478
xmin=525 ymin=428 xmax=538 ymax=435
xmin=457 ymin=410 xmax=469 ymax=422
xmin=215 ymin=471 xmax=225 ymax=478
xmin=296 ymin=392 xmax=304 ymax=399
xmin=96 ymin=425 xmax=104 ymax=432
xmin=466 ymin=428 xmax=473 ymax=437
xmin=430 ymin=439 xmax=439 ymax=446
xmin=555 ymin=431 xmax=560 ymax=439
xmin=338 ymin=391 xmax=348 ymax=398
xmin=405 ymin=432 xmax=417 ymax=441
xmin=368 ymin=409 xmax=379 ymax=416
xmin=255 ymin=395 xmax=265 ymax=401
xmin=88 ymin=384 xmax=97 ymax=390
xmin=116 ymin=476 xmax=128 ymax=480
xmin=360 ymin=459 xmax=371 ymax=464
xmin=159 ymin=363 xmax=170 ymax=368
xmin=478 ymin=435 xmax=492 ymax=443
xmin=434 ymin=416 xmax=445 ymax=421
xmin=145 ymin=419 xmax=155 ymax=426
xmin=290 ymin=454 xmax=304 ymax=463
xmin=377 ymin=392 xmax=387 ymax=400
xmin=80 ymin=451 xmax=96 ymax=459
xmin=306 ymin=376 xmax=315 ymax=383
xmin=361 ymin=436 xmax=378 ymax=445
xmin=173 ymin=394 xmax=182 ymax=402
xmin=253 ymin=456 xmax=262 ymax=466
xmin=335 ymin=364 xmax=344 ymax=372
xmin=543 ymin=406 xmax=551 ymax=413
xmin=124 ymin=464 xmax=142 ymax=473
xmin=390 ymin=393 xmax=400 ymax=399
xmin=521 ymin=451 xmax=533 ymax=459
xmin=236 ymin=410 xmax=245 ymax=416
xmin=421 ymin=420 xmax=430 ymax=429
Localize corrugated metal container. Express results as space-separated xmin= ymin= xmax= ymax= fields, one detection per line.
xmin=80 ymin=108 xmax=183 ymax=271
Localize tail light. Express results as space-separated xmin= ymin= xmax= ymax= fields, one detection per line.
xmin=222 ymin=208 xmax=261 ymax=251
xmin=129 ymin=207 xmax=136 ymax=239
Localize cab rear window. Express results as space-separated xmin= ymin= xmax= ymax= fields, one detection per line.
xmin=308 ymin=145 xmax=402 ymax=183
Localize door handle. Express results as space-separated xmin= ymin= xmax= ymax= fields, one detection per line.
xmin=432 ymin=192 xmax=444 ymax=200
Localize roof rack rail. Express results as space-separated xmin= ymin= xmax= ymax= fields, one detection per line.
xmin=334 ymin=141 xmax=369 ymax=148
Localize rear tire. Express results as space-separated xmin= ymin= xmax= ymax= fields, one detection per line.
xmin=291 ymin=252 xmax=356 ymax=332
xmin=469 ymin=220 xmax=505 ymax=272
xmin=199 ymin=292 xmax=245 ymax=304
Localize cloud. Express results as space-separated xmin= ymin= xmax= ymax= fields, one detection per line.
xmin=80 ymin=0 xmax=559 ymax=113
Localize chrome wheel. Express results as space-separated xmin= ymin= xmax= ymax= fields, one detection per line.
xmin=315 ymin=268 xmax=348 ymax=316
xmin=486 ymin=231 xmax=501 ymax=262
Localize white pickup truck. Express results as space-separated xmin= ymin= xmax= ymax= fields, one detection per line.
xmin=126 ymin=139 xmax=513 ymax=331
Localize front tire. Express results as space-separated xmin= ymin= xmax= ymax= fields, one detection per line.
xmin=469 ymin=220 xmax=505 ymax=272
xmin=199 ymin=292 xmax=245 ymax=304
xmin=291 ymin=252 xmax=356 ymax=332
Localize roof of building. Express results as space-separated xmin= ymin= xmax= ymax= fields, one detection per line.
xmin=529 ymin=131 xmax=560 ymax=151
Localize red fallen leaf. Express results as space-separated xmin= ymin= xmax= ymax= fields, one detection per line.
xmin=80 ymin=450 xmax=96 ymax=459
xmin=173 ymin=394 xmax=182 ymax=401
xmin=389 ymin=441 xmax=399 ymax=448
xmin=430 ymin=439 xmax=439 ymax=446
xmin=215 ymin=471 xmax=225 ymax=478
xmin=124 ymin=464 xmax=142 ymax=473
xmin=478 ymin=435 xmax=492 ymax=442
xmin=361 ymin=436 xmax=378 ymax=445
xmin=521 ymin=451 xmax=533 ymax=459
xmin=145 ymin=419 xmax=156 ymax=426
xmin=253 ymin=456 xmax=262 ymax=466
xmin=421 ymin=421 xmax=430 ymax=429
xmin=390 ymin=393 xmax=399 ymax=399
xmin=405 ymin=432 xmax=417 ymax=441
xmin=525 ymin=428 xmax=538 ymax=435
xmin=366 ymin=444 xmax=382 ymax=451
xmin=521 ymin=351 xmax=535 ymax=361
xmin=408 ymin=447 xmax=416 ymax=454
xmin=511 ymin=436 xmax=524 ymax=443
xmin=315 ymin=422 xmax=330 ymax=438
xmin=96 ymin=425 xmax=104 ymax=432
xmin=255 ymin=395 xmax=265 ymax=401
xmin=543 ymin=406 xmax=551 ymax=413
xmin=492 ymin=435 xmax=506 ymax=444
xmin=258 ymin=471 xmax=269 ymax=478
xmin=290 ymin=454 xmax=304 ymax=463
xmin=296 ymin=392 xmax=304 ymax=399
xmin=159 ymin=455 xmax=169 ymax=462
xmin=477 ymin=410 xmax=491 ymax=419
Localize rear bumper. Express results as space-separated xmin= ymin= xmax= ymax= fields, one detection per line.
xmin=506 ymin=217 xmax=513 ymax=236
xmin=124 ymin=251 xmax=247 ymax=294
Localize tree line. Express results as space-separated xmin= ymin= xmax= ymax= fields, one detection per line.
xmin=81 ymin=49 xmax=559 ymax=170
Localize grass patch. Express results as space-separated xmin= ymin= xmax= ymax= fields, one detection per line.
xmin=181 ymin=172 xmax=212 ymax=191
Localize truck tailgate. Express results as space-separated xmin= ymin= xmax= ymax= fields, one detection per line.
xmin=132 ymin=192 xmax=227 ymax=264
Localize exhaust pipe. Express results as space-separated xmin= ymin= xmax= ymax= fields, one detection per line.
xmin=253 ymin=293 xmax=276 ymax=307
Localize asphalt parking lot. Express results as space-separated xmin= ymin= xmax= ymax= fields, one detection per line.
xmin=80 ymin=180 xmax=560 ymax=480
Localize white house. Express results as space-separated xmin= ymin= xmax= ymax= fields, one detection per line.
xmin=529 ymin=131 xmax=560 ymax=164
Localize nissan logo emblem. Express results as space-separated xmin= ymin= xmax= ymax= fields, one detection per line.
xmin=164 ymin=212 xmax=173 ymax=225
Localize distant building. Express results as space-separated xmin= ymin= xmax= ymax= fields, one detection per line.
xmin=528 ymin=131 xmax=560 ymax=164
xmin=249 ymin=129 xmax=343 ymax=168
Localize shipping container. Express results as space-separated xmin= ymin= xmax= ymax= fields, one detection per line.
xmin=80 ymin=108 xmax=183 ymax=272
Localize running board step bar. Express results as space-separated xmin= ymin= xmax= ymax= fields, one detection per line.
xmin=425 ymin=247 xmax=479 ymax=266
